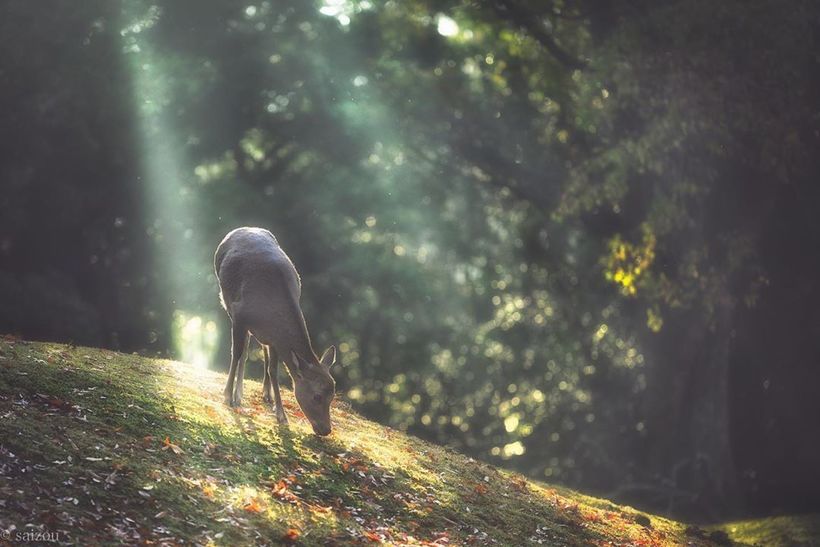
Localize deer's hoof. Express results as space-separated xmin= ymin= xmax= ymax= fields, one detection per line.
xmin=276 ymin=413 xmax=289 ymax=426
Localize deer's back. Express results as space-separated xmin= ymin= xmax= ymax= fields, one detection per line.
xmin=215 ymin=227 xmax=301 ymax=311
xmin=215 ymin=228 xmax=313 ymax=356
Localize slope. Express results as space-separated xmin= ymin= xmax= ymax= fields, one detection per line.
xmin=0 ymin=338 xmax=808 ymax=545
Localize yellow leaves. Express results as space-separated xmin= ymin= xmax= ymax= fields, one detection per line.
xmin=604 ymin=224 xmax=657 ymax=297
xmin=612 ymin=268 xmax=635 ymax=291
xmin=202 ymin=483 xmax=215 ymax=498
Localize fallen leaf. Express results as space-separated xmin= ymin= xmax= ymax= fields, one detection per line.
xmin=510 ymin=476 xmax=528 ymax=492
xmin=271 ymin=480 xmax=299 ymax=504
xmin=244 ymin=497 xmax=265 ymax=513
xmin=162 ymin=436 xmax=184 ymax=455
xmin=282 ymin=528 xmax=300 ymax=542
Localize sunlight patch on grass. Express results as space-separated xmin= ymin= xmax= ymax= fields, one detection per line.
xmin=718 ymin=513 xmax=820 ymax=546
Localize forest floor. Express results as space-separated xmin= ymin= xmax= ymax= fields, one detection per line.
xmin=0 ymin=338 xmax=817 ymax=546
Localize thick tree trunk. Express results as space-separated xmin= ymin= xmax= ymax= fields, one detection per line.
xmin=643 ymin=295 xmax=740 ymax=520
xmin=683 ymin=295 xmax=739 ymax=517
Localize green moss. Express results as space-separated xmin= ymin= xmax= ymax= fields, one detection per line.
xmin=0 ymin=338 xmax=812 ymax=545
xmin=717 ymin=514 xmax=820 ymax=547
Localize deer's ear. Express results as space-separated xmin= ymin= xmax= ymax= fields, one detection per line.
xmin=290 ymin=351 xmax=304 ymax=378
xmin=320 ymin=346 xmax=337 ymax=368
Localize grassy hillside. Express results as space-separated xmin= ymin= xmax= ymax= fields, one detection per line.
xmin=0 ymin=338 xmax=815 ymax=546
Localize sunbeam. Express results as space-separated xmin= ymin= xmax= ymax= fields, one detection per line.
xmin=120 ymin=3 xmax=218 ymax=368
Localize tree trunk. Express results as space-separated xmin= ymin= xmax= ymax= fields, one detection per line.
xmin=643 ymin=295 xmax=740 ymax=520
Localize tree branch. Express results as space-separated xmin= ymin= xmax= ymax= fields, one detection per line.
xmin=491 ymin=0 xmax=587 ymax=70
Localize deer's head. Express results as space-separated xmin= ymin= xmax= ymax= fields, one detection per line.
xmin=290 ymin=347 xmax=336 ymax=436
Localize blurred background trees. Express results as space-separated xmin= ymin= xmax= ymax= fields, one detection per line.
xmin=1 ymin=0 xmax=818 ymax=521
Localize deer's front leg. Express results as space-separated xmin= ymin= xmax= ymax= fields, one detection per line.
xmin=262 ymin=345 xmax=274 ymax=404
xmin=268 ymin=348 xmax=288 ymax=425
xmin=224 ymin=323 xmax=249 ymax=407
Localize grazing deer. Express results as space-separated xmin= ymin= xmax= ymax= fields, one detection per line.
xmin=214 ymin=227 xmax=337 ymax=436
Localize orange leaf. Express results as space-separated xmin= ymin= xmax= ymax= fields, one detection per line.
xmin=162 ymin=436 xmax=184 ymax=454
xmin=282 ymin=528 xmax=300 ymax=542
xmin=473 ymin=483 xmax=488 ymax=495
xmin=363 ymin=530 xmax=382 ymax=543
xmin=244 ymin=497 xmax=265 ymax=513
xmin=272 ymin=481 xmax=299 ymax=504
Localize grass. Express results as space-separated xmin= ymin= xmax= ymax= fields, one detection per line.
xmin=715 ymin=515 xmax=820 ymax=547
xmin=0 ymin=337 xmax=817 ymax=546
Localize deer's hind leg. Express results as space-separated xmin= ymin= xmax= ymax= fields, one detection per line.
xmin=232 ymin=333 xmax=250 ymax=406
xmin=224 ymin=321 xmax=249 ymax=407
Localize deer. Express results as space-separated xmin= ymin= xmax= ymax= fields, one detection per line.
xmin=214 ymin=227 xmax=337 ymax=436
